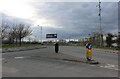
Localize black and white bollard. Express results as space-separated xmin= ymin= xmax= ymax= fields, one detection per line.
xmin=55 ymin=43 xmax=59 ymax=53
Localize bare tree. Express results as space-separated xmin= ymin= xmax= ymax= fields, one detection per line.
xmin=106 ymin=33 xmax=114 ymax=47
xmin=118 ymin=32 xmax=120 ymax=49
xmin=1 ymin=18 xmax=32 ymax=45
xmin=1 ymin=21 xmax=10 ymax=39
xmin=8 ymin=25 xmax=18 ymax=44
xmin=14 ymin=23 xmax=32 ymax=46
xmin=89 ymin=32 xmax=101 ymax=46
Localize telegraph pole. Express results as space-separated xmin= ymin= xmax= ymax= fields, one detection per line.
xmin=97 ymin=0 xmax=103 ymax=47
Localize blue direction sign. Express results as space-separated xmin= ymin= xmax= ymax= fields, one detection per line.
xmin=46 ymin=34 xmax=57 ymax=38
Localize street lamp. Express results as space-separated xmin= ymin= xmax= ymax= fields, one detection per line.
xmin=41 ymin=26 xmax=42 ymax=43
xmin=38 ymin=25 xmax=42 ymax=43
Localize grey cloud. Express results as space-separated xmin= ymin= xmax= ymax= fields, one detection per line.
xmin=31 ymin=2 xmax=118 ymax=39
xmin=1 ymin=12 xmax=33 ymax=26
xmin=1 ymin=2 xmax=118 ymax=40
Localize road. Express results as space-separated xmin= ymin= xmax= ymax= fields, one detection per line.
xmin=2 ymin=46 xmax=119 ymax=77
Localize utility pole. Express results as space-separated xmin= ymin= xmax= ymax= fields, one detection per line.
xmin=97 ymin=0 xmax=103 ymax=47
xmin=38 ymin=25 xmax=42 ymax=43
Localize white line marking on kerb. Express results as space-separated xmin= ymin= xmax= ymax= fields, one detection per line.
xmin=14 ymin=57 xmax=24 ymax=59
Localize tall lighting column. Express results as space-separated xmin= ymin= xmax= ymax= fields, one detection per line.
xmin=41 ymin=26 xmax=42 ymax=43
xmin=38 ymin=25 xmax=42 ymax=43
xmin=97 ymin=0 xmax=103 ymax=47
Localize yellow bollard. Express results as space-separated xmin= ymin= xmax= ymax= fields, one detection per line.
xmin=86 ymin=48 xmax=92 ymax=60
xmin=86 ymin=43 xmax=92 ymax=61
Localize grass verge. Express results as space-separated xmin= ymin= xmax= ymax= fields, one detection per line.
xmin=2 ymin=44 xmax=42 ymax=48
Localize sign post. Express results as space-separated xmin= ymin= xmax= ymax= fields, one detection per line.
xmin=46 ymin=34 xmax=59 ymax=53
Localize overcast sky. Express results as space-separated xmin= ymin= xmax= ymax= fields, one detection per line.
xmin=0 ymin=0 xmax=119 ymax=41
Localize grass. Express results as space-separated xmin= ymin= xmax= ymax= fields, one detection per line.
xmin=2 ymin=44 xmax=42 ymax=48
xmin=93 ymin=45 xmax=119 ymax=50
xmin=78 ymin=45 xmax=119 ymax=50
xmin=1 ymin=43 xmax=119 ymax=50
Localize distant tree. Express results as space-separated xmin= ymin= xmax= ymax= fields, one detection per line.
xmin=90 ymin=32 xmax=103 ymax=46
xmin=8 ymin=25 xmax=18 ymax=44
xmin=117 ymin=32 xmax=120 ymax=49
xmin=1 ymin=21 xmax=10 ymax=39
xmin=106 ymin=33 xmax=114 ymax=47
xmin=1 ymin=17 xmax=32 ymax=45
xmin=2 ymin=22 xmax=32 ymax=45
xmin=15 ymin=23 xmax=32 ymax=46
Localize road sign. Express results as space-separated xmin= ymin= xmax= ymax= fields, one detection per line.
xmin=46 ymin=34 xmax=57 ymax=38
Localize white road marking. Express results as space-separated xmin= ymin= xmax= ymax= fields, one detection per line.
xmin=107 ymin=64 xmax=115 ymax=67
xmin=99 ymin=64 xmax=119 ymax=71
xmin=14 ymin=57 xmax=24 ymax=59
xmin=100 ymin=66 xmax=104 ymax=67
xmin=90 ymin=65 xmax=96 ymax=66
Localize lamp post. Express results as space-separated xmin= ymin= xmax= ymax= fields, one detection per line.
xmin=41 ymin=26 xmax=42 ymax=43
xmin=38 ymin=25 xmax=42 ymax=43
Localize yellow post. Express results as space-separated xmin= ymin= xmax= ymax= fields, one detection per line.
xmin=86 ymin=48 xmax=92 ymax=60
xmin=86 ymin=43 xmax=92 ymax=61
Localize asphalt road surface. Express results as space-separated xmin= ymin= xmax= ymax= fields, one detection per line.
xmin=2 ymin=46 xmax=119 ymax=77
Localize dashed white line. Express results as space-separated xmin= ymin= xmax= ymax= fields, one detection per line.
xmin=14 ymin=57 xmax=24 ymax=59
xmin=90 ymin=65 xmax=96 ymax=66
